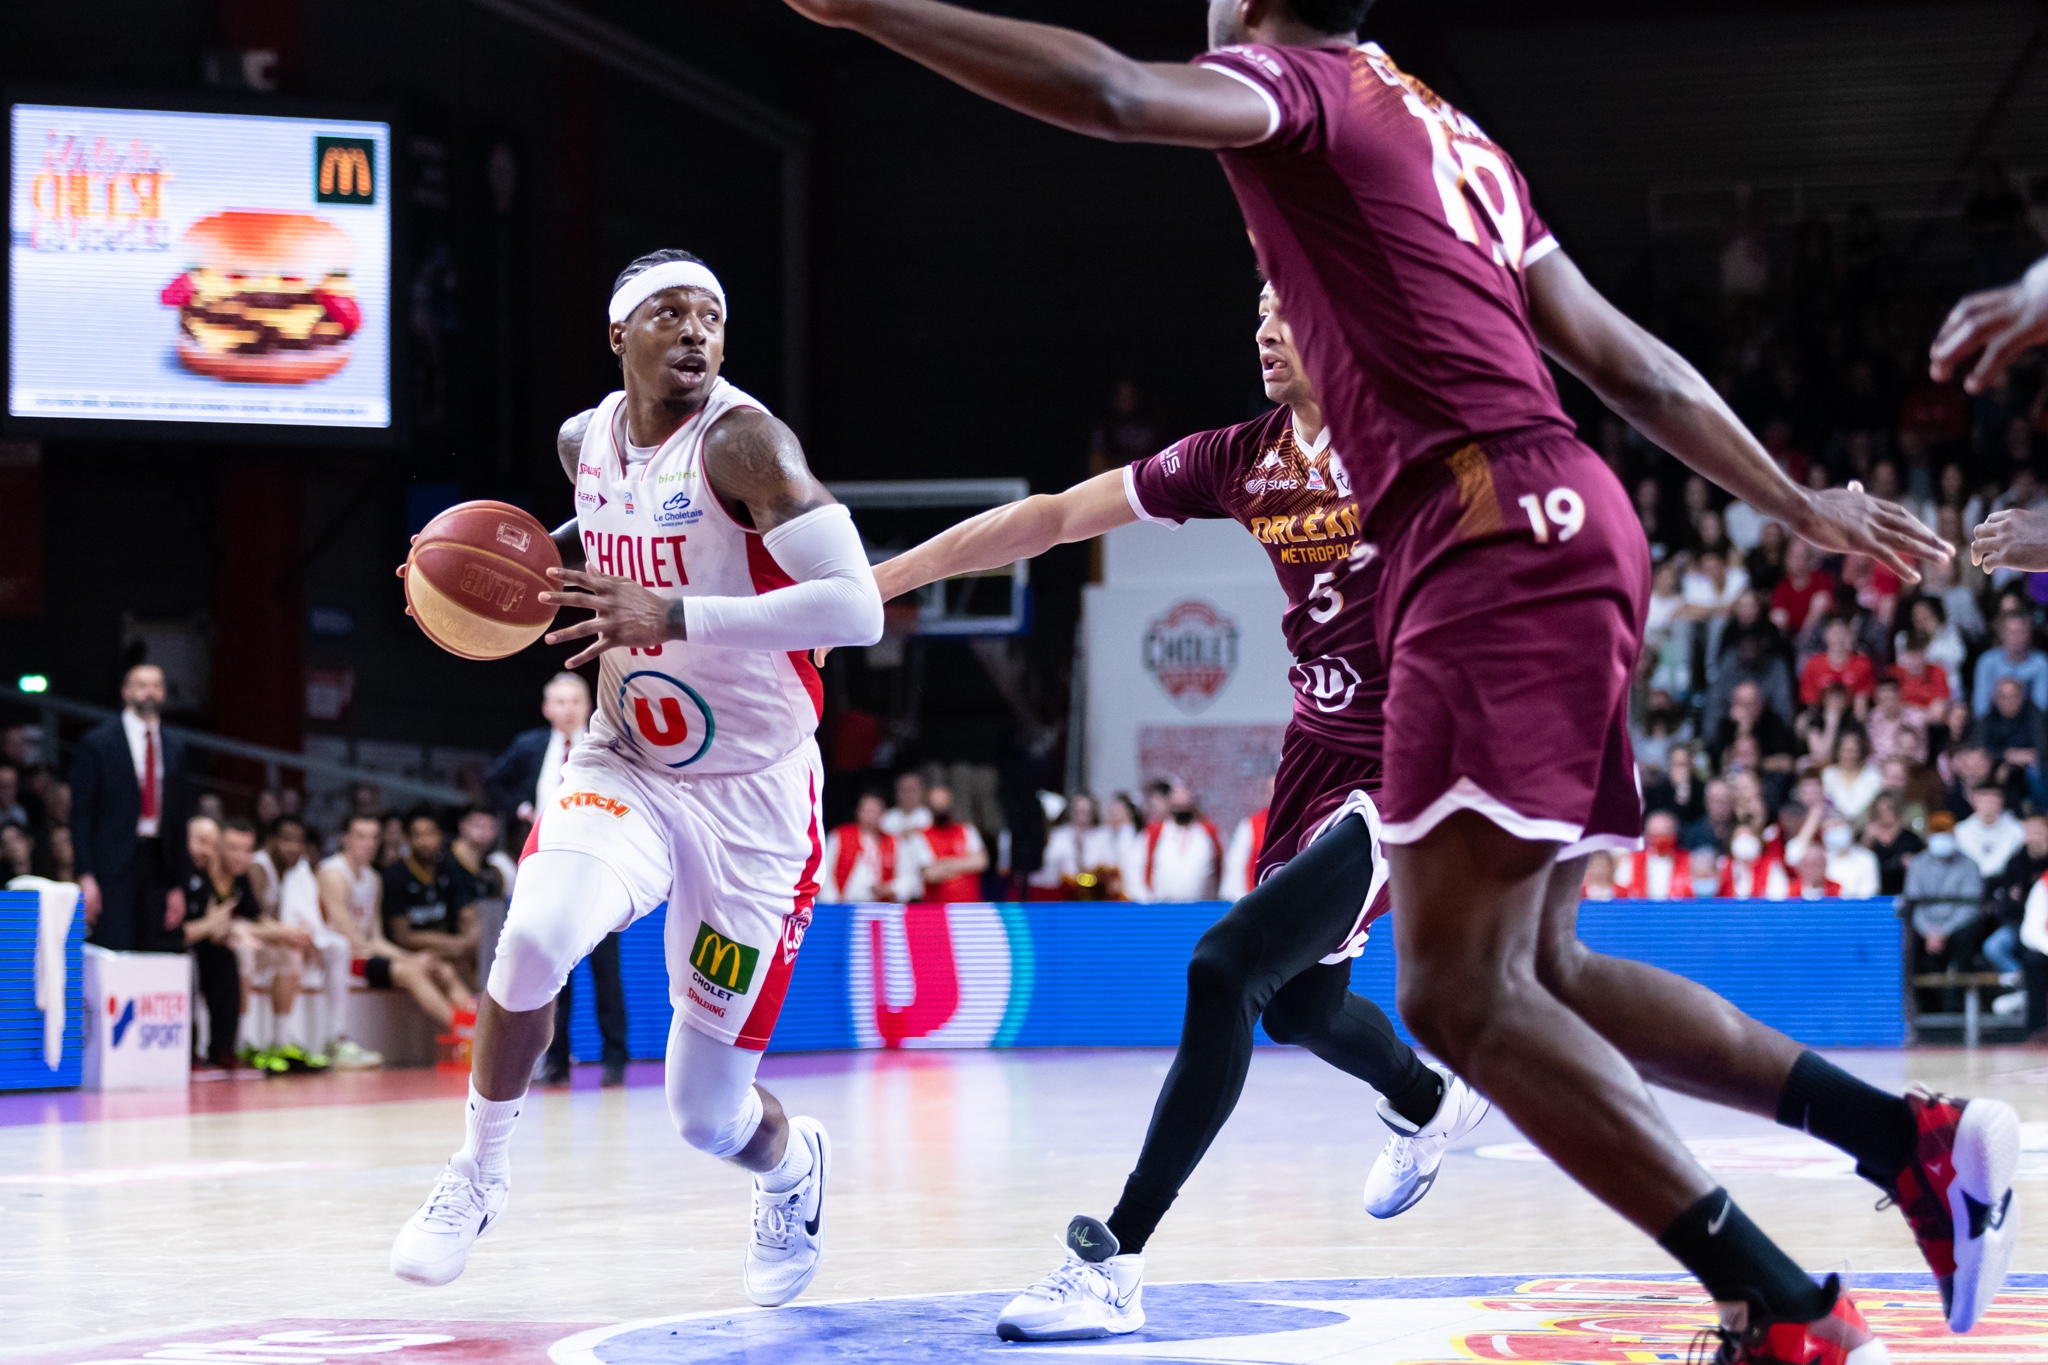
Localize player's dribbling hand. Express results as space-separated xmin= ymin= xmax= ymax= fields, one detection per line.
xmin=1930 ymin=257 xmax=2048 ymax=395
xmin=540 ymin=567 xmax=673 ymax=669
xmin=1971 ymin=507 xmax=2048 ymax=573
xmin=1794 ymin=481 xmax=1951 ymax=584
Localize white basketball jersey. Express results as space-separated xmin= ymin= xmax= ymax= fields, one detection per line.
xmin=574 ymin=380 xmax=824 ymax=778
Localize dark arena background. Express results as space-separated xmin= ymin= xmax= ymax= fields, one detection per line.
xmin=2 ymin=2 xmax=2048 ymax=1362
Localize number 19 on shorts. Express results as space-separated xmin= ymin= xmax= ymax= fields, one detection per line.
xmin=1517 ymin=487 xmax=1585 ymax=543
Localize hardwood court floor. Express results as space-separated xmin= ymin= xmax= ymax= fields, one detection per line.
xmin=2 ymin=1047 xmax=2044 ymax=1363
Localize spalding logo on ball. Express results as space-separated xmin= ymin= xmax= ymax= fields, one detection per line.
xmin=403 ymin=501 xmax=560 ymax=660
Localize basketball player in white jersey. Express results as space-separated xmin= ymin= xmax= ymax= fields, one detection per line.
xmin=390 ymin=250 xmax=883 ymax=1306
xmin=318 ymin=813 xmax=472 ymax=1030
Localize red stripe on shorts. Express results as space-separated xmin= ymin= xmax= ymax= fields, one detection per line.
xmin=735 ymin=771 xmax=825 ymax=1050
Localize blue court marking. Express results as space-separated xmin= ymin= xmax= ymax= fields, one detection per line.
xmin=551 ymin=1273 xmax=2048 ymax=1364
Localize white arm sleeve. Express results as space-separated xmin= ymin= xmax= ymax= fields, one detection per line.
xmin=681 ymin=503 xmax=885 ymax=651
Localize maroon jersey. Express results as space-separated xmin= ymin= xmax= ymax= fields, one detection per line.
xmin=1196 ymin=41 xmax=1575 ymax=518
xmin=1127 ymin=406 xmax=1383 ymax=760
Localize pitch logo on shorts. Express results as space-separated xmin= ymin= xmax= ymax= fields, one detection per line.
xmin=618 ymin=670 xmax=717 ymax=768
xmin=690 ymin=923 xmax=761 ymax=995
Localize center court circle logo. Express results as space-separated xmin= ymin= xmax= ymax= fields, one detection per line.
xmin=618 ymin=670 xmax=716 ymax=768
xmin=547 ymin=1274 xmax=2048 ymax=1364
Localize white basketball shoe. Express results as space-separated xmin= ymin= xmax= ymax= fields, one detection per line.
xmin=744 ymin=1116 xmax=831 ymax=1307
xmin=390 ymin=1154 xmax=508 ymax=1285
xmin=1363 ymin=1063 xmax=1491 ymax=1219
xmin=996 ymin=1216 xmax=1146 ymax=1341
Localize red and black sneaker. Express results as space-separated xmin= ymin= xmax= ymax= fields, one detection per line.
xmin=1883 ymin=1088 xmax=2020 ymax=1332
xmin=1691 ymin=1280 xmax=1890 ymax=1365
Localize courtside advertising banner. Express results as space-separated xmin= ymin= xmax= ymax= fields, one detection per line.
xmin=8 ymin=102 xmax=391 ymax=427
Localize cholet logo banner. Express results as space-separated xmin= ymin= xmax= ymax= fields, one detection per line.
xmin=847 ymin=904 xmax=1033 ymax=1049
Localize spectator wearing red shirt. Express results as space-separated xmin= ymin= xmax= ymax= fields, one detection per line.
xmin=1770 ymin=539 xmax=1837 ymax=637
xmin=1890 ymin=633 xmax=1953 ymax=714
xmin=905 ymin=785 xmax=988 ymax=903
xmin=1612 ymin=811 xmax=1694 ymax=899
xmin=1799 ymin=617 xmax=1877 ymax=708
xmin=1790 ymin=844 xmax=1843 ymax=900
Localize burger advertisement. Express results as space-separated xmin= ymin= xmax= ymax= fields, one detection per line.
xmin=7 ymin=103 xmax=390 ymax=429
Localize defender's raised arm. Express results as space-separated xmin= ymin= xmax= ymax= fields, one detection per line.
xmin=1526 ymin=249 xmax=1949 ymax=582
xmin=780 ymin=0 xmax=1277 ymax=148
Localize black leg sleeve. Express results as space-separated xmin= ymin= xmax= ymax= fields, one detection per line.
xmin=1107 ymin=816 xmax=1384 ymax=1254
xmin=591 ymin=933 xmax=628 ymax=1065
xmin=192 ymin=942 xmax=242 ymax=1065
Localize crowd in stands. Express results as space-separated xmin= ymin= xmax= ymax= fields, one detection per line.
xmin=1582 ymin=166 xmax=2048 ymax=1027
xmin=823 ymin=771 xmax=1273 ymax=905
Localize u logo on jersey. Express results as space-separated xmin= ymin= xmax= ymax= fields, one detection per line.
xmin=618 ymin=670 xmax=717 ymax=768
xmin=1290 ymin=654 xmax=1362 ymax=713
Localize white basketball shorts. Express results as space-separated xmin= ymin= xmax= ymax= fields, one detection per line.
xmin=523 ymin=738 xmax=824 ymax=1050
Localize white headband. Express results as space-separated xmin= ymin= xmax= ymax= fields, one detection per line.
xmin=608 ymin=261 xmax=727 ymax=324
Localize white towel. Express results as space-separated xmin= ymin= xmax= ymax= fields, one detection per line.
xmin=9 ymin=876 xmax=81 ymax=1071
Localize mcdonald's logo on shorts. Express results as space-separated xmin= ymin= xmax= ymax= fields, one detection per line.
xmin=689 ymin=923 xmax=761 ymax=995
xmin=315 ymin=137 xmax=377 ymax=204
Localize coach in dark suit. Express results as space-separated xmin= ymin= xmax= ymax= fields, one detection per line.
xmin=72 ymin=664 xmax=190 ymax=952
xmin=485 ymin=671 xmax=627 ymax=1085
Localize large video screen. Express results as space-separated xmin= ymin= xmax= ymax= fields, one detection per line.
xmin=7 ymin=102 xmax=391 ymax=430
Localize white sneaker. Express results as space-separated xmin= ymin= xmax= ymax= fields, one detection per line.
xmin=1364 ymin=1064 xmax=1491 ymax=1219
xmin=1992 ymin=990 xmax=2027 ymax=1018
xmin=744 ymin=1116 xmax=830 ymax=1307
xmin=390 ymin=1155 xmax=507 ymax=1286
xmin=331 ymin=1039 xmax=383 ymax=1070
xmin=995 ymin=1216 xmax=1145 ymax=1341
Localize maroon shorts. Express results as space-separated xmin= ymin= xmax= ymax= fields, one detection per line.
xmin=1368 ymin=430 xmax=1648 ymax=855
xmin=1255 ymin=723 xmax=1392 ymax=957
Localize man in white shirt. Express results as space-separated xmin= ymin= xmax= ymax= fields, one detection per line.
xmin=823 ymin=792 xmax=913 ymax=902
xmin=1220 ymin=778 xmax=1273 ymax=901
xmin=880 ymin=770 xmax=931 ymax=839
xmin=1144 ymin=784 xmax=1223 ymax=902
xmin=1785 ymin=813 xmax=1881 ymax=900
xmin=1958 ymin=782 xmax=2028 ymax=879
xmin=485 ymin=672 xmax=594 ymax=829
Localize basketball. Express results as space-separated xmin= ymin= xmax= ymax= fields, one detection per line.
xmin=403 ymin=501 xmax=560 ymax=660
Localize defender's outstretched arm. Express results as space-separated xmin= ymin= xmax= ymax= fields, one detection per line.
xmin=872 ymin=469 xmax=1137 ymax=602
xmin=1527 ymin=249 xmax=1949 ymax=582
xmin=780 ymin=0 xmax=1273 ymax=148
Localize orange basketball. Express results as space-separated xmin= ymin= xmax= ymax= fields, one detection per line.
xmin=404 ymin=501 xmax=561 ymax=660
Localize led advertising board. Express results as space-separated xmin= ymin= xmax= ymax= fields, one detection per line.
xmin=7 ymin=102 xmax=391 ymax=431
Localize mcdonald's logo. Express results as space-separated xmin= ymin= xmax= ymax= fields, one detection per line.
xmin=314 ymin=137 xmax=377 ymax=204
xmin=689 ymin=922 xmax=761 ymax=994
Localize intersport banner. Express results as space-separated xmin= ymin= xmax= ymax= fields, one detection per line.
xmin=568 ymin=899 xmax=1907 ymax=1060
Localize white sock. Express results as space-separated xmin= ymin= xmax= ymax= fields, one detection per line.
xmin=457 ymin=1083 xmax=523 ymax=1185
xmin=757 ymin=1122 xmax=814 ymax=1192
